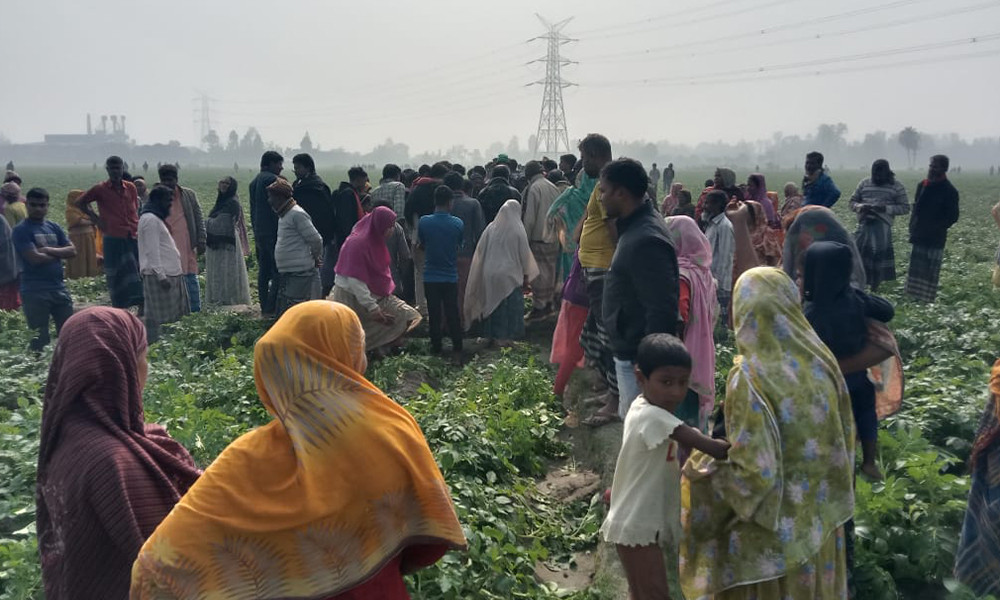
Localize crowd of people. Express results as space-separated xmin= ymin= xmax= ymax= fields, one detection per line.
xmin=2 ymin=136 xmax=997 ymax=600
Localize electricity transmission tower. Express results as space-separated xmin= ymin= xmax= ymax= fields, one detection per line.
xmin=529 ymin=15 xmax=576 ymax=156
xmin=192 ymin=92 xmax=216 ymax=147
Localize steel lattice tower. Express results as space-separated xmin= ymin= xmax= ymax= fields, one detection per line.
xmin=529 ymin=15 xmax=576 ymax=156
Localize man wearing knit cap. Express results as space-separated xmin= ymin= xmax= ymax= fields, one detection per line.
xmin=268 ymin=178 xmax=323 ymax=317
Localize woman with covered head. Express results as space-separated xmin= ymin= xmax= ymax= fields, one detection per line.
xmin=954 ymin=360 xmax=1000 ymax=597
xmin=782 ymin=206 xmax=866 ymax=289
xmin=680 ymin=267 xmax=856 ymax=599
xmin=2 ymin=181 xmax=26 ymax=227
xmin=744 ymin=200 xmax=783 ymax=267
xmin=661 ymin=182 xmax=684 ymax=217
xmin=694 ymin=167 xmax=742 ymax=224
xmin=64 ymin=189 xmax=102 ymax=279
xmin=131 ymin=301 xmax=466 ymax=599
xmin=204 ymin=176 xmax=252 ymax=306
xmin=464 ymin=199 xmax=539 ymax=346
xmin=36 ymin=307 xmax=201 ymax=599
xmin=746 ymin=173 xmax=780 ymax=227
xmin=849 ymin=159 xmax=910 ymax=291
xmin=665 ymin=215 xmax=718 ymax=432
xmin=332 ymin=205 xmax=421 ymax=354
xmin=780 ymin=182 xmax=804 ymax=220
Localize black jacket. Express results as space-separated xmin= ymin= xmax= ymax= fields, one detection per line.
xmin=332 ymin=182 xmax=362 ymax=248
xmin=908 ymin=178 xmax=959 ymax=249
xmin=293 ymin=173 xmax=336 ymax=245
xmin=477 ymin=178 xmax=521 ymax=225
xmin=403 ymin=179 xmax=439 ymax=228
xmin=248 ymin=170 xmax=279 ymax=238
xmin=603 ymin=200 xmax=680 ymax=361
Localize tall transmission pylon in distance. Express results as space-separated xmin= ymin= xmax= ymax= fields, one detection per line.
xmin=192 ymin=91 xmax=216 ymax=148
xmin=529 ymin=14 xmax=576 ymax=156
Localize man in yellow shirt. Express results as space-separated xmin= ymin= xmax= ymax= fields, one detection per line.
xmin=575 ymin=134 xmax=620 ymax=427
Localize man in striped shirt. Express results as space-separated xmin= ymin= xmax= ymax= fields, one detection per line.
xmin=371 ymin=164 xmax=406 ymax=218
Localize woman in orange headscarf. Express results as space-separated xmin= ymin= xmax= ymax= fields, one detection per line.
xmin=64 ymin=190 xmax=102 ymax=278
xmin=131 ymin=301 xmax=467 ymax=599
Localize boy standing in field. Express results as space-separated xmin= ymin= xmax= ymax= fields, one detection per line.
xmin=601 ymin=334 xmax=729 ymax=600
xmin=12 ymin=188 xmax=76 ymax=351
xmin=268 ymin=178 xmax=323 ymax=318
xmin=418 ymin=185 xmax=464 ymax=357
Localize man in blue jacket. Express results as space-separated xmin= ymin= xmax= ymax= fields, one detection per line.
xmin=802 ymin=151 xmax=841 ymax=208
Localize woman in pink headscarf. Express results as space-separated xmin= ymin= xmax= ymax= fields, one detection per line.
xmin=665 ymin=215 xmax=718 ymax=432
xmin=746 ymin=173 xmax=779 ymax=228
xmin=332 ymin=206 xmax=421 ymax=354
xmin=661 ymin=183 xmax=684 ymax=217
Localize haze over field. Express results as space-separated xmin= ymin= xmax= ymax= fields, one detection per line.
xmin=4 ymin=0 xmax=1000 ymax=157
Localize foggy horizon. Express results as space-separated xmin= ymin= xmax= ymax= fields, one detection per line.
xmin=5 ymin=0 xmax=1000 ymax=154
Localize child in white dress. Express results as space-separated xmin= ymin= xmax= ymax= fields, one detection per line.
xmin=600 ymin=333 xmax=730 ymax=599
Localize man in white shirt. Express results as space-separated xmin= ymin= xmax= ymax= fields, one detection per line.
xmin=522 ymin=160 xmax=562 ymax=316
xmin=137 ymin=185 xmax=190 ymax=341
xmin=703 ymin=190 xmax=734 ymax=327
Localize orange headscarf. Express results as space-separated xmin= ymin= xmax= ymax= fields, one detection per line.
xmin=131 ymin=301 xmax=466 ymax=598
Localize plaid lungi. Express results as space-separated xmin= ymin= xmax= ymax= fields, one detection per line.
xmin=580 ymin=267 xmax=618 ymax=395
xmin=855 ymin=218 xmax=896 ymax=289
xmin=276 ymin=269 xmax=322 ymax=318
xmin=905 ymin=244 xmax=944 ymax=303
xmin=103 ymin=236 xmax=144 ymax=308
xmin=142 ymin=274 xmax=190 ymax=326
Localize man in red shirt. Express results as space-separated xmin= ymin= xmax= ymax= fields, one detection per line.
xmin=76 ymin=156 xmax=144 ymax=310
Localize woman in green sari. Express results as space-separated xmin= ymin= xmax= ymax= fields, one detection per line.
xmin=546 ymin=172 xmax=595 ymax=283
xmin=680 ymin=267 xmax=855 ymax=599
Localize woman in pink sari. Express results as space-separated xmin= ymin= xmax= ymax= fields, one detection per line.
xmin=332 ymin=206 xmax=421 ymax=354
xmin=665 ymin=215 xmax=718 ymax=431
xmin=661 ymin=183 xmax=683 ymax=217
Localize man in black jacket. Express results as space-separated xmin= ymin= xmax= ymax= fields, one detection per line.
xmin=249 ymin=151 xmax=283 ymax=315
xmin=292 ymin=153 xmax=337 ymax=296
xmin=477 ymin=165 xmax=521 ymax=225
xmin=905 ymin=154 xmax=959 ymax=303
xmin=600 ymin=158 xmax=680 ymax=418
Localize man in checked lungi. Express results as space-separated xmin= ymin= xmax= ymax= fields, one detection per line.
xmin=905 ymin=155 xmax=959 ymax=303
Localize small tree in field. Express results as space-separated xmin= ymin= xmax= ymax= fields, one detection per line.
xmin=898 ymin=127 xmax=921 ymax=169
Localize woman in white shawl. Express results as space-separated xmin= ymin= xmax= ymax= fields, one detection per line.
xmin=464 ymin=199 xmax=539 ymax=347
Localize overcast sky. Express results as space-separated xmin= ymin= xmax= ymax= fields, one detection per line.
xmin=5 ymin=0 xmax=999 ymax=152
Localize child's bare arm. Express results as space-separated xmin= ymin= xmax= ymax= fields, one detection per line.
xmin=672 ymin=424 xmax=730 ymax=460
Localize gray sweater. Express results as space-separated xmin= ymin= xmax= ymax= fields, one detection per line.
xmin=275 ymin=205 xmax=323 ymax=273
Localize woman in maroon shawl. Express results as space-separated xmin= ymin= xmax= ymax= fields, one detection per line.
xmin=35 ymin=307 xmax=200 ymax=600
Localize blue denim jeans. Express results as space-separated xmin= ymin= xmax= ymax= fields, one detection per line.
xmin=185 ymin=273 xmax=201 ymax=313
xmin=614 ymin=358 xmax=641 ymax=420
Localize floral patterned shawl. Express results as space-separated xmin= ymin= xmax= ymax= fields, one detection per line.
xmin=746 ymin=200 xmax=783 ymax=267
xmin=680 ymin=267 xmax=855 ymax=598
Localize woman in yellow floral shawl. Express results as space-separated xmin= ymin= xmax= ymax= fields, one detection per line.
xmin=680 ymin=267 xmax=855 ymax=599
xmin=131 ymin=301 xmax=466 ymax=599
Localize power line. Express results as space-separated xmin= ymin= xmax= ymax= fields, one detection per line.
xmin=660 ymin=47 xmax=1000 ymax=87
xmin=585 ymin=32 xmax=1000 ymax=86
xmin=578 ymin=0 xmax=993 ymax=63
xmin=571 ymin=0 xmax=763 ymax=36
xmin=574 ymin=0 xmax=802 ymax=42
